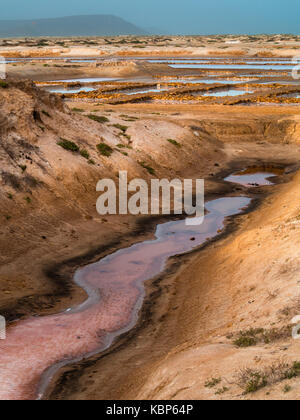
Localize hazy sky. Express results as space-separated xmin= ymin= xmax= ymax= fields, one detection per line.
xmin=1 ymin=0 xmax=299 ymax=34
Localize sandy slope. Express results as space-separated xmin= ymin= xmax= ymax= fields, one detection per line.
xmin=0 ymin=79 xmax=229 ymax=321
xmin=129 ymin=170 xmax=300 ymax=400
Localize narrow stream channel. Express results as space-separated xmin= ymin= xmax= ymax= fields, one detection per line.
xmin=0 ymin=169 xmax=280 ymax=400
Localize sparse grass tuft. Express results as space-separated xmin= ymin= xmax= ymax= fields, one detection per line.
xmin=80 ymin=149 xmax=90 ymax=159
xmin=97 ymin=143 xmax=113 ymax=157
xmin=57 ymin=138 xmax=79 ymax=152
xmin=72 ymin=107 xmax=84 ymax=113
xmin=234 ymin=336 xmax=257 ymax=348
xmin=117 ymin=144 xmax=132 ymax=149
xmin=236 ymin=361 xmax=300 ymax=394
xmin=42 ymin=110 xmax=51 ymax=118
xmin=139 ymin=161 xmax=155 ymax=175
xmin=262 ymin=326 xmax=291 ymax=344
xmin=120 ymin=114 xmax=139 ymax=122
xmin=113 ymin=124 xmax=128 ymax=133
xmin=19 ymin=165 xmax=27 ymax=172
xmin=283 ymin=361 xmax=300 ymax=379
xmin=204 ymin=377 xmax=221 ymax=388
xmin=88 ymin=115 xmax=109 ymax=123
xmin=215 ymin=387 xmax=229 ymax=395
xmin=232 ymin=326 xmax=290 ymax=348
xmin=167 ymin=138 xmax=182 ymax=148
xmin=120 ymin=133 xmax=131 ymax=141
xmin=0 ymin=80 xmax=8 ymax=88
xmin=232 ymin=328 xmax=263 ymax=347
xmin=244 ymin=372 xmax=267 ymax=394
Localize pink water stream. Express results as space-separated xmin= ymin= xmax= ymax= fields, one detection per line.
xmin=0 ymin=171 xmax=276 ymax=400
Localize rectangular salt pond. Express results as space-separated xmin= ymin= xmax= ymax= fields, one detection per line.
xmin=46 ymin=86 xmax=97 ymax=94
xmin=148 ymin=59 xmax=293 ymax=65
xmin=170 ymin=64 xmax=293 ymax=70
xmin=201 ymin=89 xmax=253 ymax=97
xmin=125 ymin=88 xmax=169 ymax=95
xmin=167 ymin=78 xmax=244 ymax=85
xmin=280 ymin=92 xmax=300 ymax=98
xmin=51 ymin=77 xmax=119 ymax=83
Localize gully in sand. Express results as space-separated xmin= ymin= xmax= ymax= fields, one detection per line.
xmin=0 ymin=168 xmax=280 ymax=400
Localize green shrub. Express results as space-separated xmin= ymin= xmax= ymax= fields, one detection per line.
xmin=167 ymin=139 xmax=182 ymax=148
xmin=284 ymin=362 xmax=300 ymax=379
xmin=204 ymin=377 xmax=221 ymax=388
xmin=237 ymin=361 xmax=300 ymax=396
xmin=19 ymin=165 xmax=27 ymax=172
xmin=113 ymin=123 xmax=128 ymax=133
xmin=244 ymin=372 xmax=267 ymax=394
xmin=215 ymin=387 xmax=229 ymax=395
xmin=117 ymin=143 xmax=132 ymax=150
xmin=80 ymin=149 xmax=90 ymax=159
xmin=139 ymin=161 xmax=155 ymax=175
xmin=120 ymin=133 xmax=131 ymax=140
xmin=233 ymin=336 xmax=257 ymax=348
xmin=232 ymin=326 xmax=289 ymax=348
xmin=88 ymin=115 xmax=109 ymax=123
xmin=0 ymin=80 xmax=8 ymax=88
xmin=120 ymin=115 xmax=139 ymax=122
xmin=57 ymin=138 xmax=79 ymax=152
xmin=97 ymin=143 xmax=113 ymax=157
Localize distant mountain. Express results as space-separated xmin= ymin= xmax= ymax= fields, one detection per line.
xmin=0 ymin=15 xmax=147 ymax=37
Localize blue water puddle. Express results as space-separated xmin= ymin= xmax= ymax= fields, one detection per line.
xmin=225 ymin=170 xmax=279 ymax=186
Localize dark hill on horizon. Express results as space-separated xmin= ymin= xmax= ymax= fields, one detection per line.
xmin=0 ymin=15 xmax=147 ymax=37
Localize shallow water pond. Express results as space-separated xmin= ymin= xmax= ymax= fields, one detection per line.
xmin=46 ymin=86 xmax=96 ymax=94
xmin=225 ymin=167 xmax=284 ymax=186
xmin=201 ymin=89 xmax=253 ymax=97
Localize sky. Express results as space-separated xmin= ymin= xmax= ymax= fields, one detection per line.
xmin=0 ymin=0 xmax=299 ymax=35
